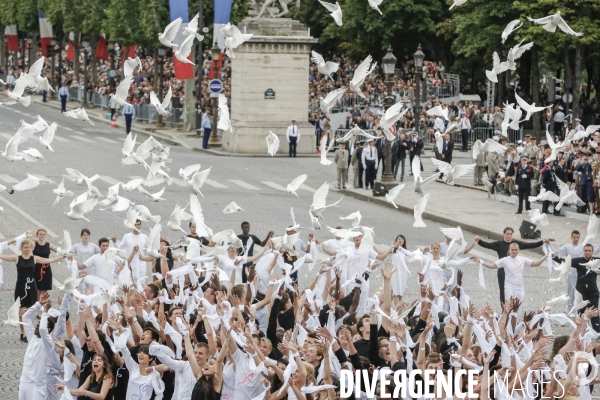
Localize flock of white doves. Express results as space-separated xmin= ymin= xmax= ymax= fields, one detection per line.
xmin=0 ymin=6 xmax=593 ymax=230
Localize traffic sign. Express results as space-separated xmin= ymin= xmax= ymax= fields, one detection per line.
xmin=209 ymin=79 xmax=223 ymax=94
xmin=389 ymin=125 xmax=397 ymax=135
xmin=546 ymin=108 xmax=552 ymax=121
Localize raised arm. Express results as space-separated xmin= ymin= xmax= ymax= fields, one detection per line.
xmin=515 ymin=239 xmax=544 ymax=250
xmin=34 ymin=255 xmax=65 ymax=264
xmin=0 ymin=254 xmax=19 ymax=262
xmin=481 ymin=260 xmax=498 ymax=269
xmin=375 ymin=243 xmax=398 ymax=261
xmin=529 ymin=254 xmax=549 ymax=267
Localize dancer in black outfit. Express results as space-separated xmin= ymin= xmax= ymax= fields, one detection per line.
xmin=32 ymin=229 xmax=58 ymax=302
xmin=0 ymin=239 xmax=65 ymax=341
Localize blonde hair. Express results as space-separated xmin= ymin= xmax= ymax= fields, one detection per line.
xmin=304 ymin=362 xmax=317 ymax=386
xmin=36 ymin=228 xmax=47 ymax=235
xmin=20 ymin=240 xmax=33 ymax=250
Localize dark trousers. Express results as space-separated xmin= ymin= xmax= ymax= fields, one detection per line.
xmin=358 ymin=164 xmax=364 ymax=188
xmin=498 ymin=268 xmax=505 ymax=304
xmin=60 ymin=95 xmax=67 ymax=112
xmin=316 ymin=132 xmax=321 ymax=149
xmin=42 ymin=90 xmax=47 ymax=103
xmin=289 ymin=136 xmax=297 ymax=157
xmin=124 ymin=114 xmax=133 ymax=134
xmin=517 ymin=187 xmax=531 ymax=212
xmin=203 ymin=128 xmax=211 ymax=149
xmin=580 ymin=292 xmax=600 ymax=332
xmin=392 ymin=158 xmax=399 ymax=179
xmin=461 ymin=129 xmax=469 ymax=151
xmin=110 ymin=108 xmax=116 ymax=120
xmin=365 ymin=160 xmax=376 ymax=189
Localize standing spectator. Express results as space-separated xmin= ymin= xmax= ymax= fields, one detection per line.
xmin=554 ymin=106 xmax=565 ymax=136
xmin=515 ymin=156 xmax=534 ymax=214
xmin=473 ymin=136 xmax=486 ymax=186
xmin=492 ymin=106 xmax=504 ymax=129
xmin=201 ymin=109 xmax=212 ymax=149
xmin=441 ymin=133 xmax=454 ymax=164
xmin=122 ymin=101 xmax=135 ymax=135
xmin=409 ymin=132 xmax=424 ymax=175
xmin=314 ymin=116 xmax=323 ymax=152
xmin=334 ymin=142 xmax=349 ymax=189
xmin=541 ymin=160 xmax=559 ymax=215
xmin=376 ymin=135 xmax=387 ymax=176
xmin=58 ymin=83 xmax=69 ymax=113
xmin=353 ymin=141 xmax=365 ymax=188
xmin=395 ymin=132 xmax=409 ymax=181
xmin=577 ymin=156 xmax=594 ymax=214
xmin=459 ymin=113 xmax=471 ymax=152
xmin=362 ymin=140 xmax=378 ymax=190
xmin=286 ymin=119 xmax=300 ymax=157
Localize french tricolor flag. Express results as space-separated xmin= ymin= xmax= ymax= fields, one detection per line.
xmin=4 ymin=25 xmax=18 ymax=52
xmin=214 ymin=0 xmax=233 ymax=49
xmin=169 ymin=0 xmax=194 ymax=79
xmin=38 ymin=10 xmax=53 ymax=56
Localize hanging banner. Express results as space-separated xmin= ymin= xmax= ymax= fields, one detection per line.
xmin=38 ymin=10 xmax=53 ymax=56
xmin=95 ymin=35 xmax=108 ymax=60
xmin=5 ymin=25 xmax=18 ymax=52
xmin=169 ymin=0 xmax=194 ymax=79
xmin=214 ymin=0 xmax=233 ymax=49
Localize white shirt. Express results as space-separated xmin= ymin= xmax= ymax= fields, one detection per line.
xmin=122 ymin=349 xmax=162 ymax=400
xmin=115 ymin=232 xmax=148 ymax=279
xmin=70 ymin=242 xmax=101 ymax=263
xmin=345 ymin=245 xmax=378 ymax=279
xmin=286 ymin=124 xmax=300 ymax=143
xmin=323 ymin=239 xmax=342 ymax=252
xmin=218 ymin=255 xmax=247 ymax=285
xmin=232 ymin=348 xmax=265 ymax=400
xmin=21 ymin=303 xmax=46 ymax=384
xmin=154 ymin=350 xmax=197 ymax=400
xmin=84 ymin=254 xmax=124 ymax=287
xmin=495 ymin=255 xmax=532 ymax=288
xmin=460 ymin=117 xmax=471 ymax=130
xmin=362 ymin=145 xmax=378 ymax=170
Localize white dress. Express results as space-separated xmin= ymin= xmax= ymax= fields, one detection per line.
xmin=391 ymin=248 xmax=413 ymax=296
xmin=121 ymin=349 xmax=164 ymax=400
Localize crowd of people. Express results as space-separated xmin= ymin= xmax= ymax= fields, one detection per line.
xmin=3 ymin=208 xmax=600 ymax=400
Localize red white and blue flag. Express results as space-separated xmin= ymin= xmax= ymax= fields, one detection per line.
xmin=4 ymin=25 xmax=18 ymax=52
xmin=38 ymin=10 xmax=53 ymax=56
xmin=214 ymin=0 xmax=233 ymax=49
xmin=169 ymin=0 xmax=194 ymax=79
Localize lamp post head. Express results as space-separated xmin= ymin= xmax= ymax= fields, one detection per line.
xmin=382 ymin=45 xmax=397 ymax=76
xmin=413 ymin=43 xmax=425 ymax=68
xmin=211 ymin=43 xmax=221 ymax=60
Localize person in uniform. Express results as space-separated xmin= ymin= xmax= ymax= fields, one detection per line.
xmin=352 ymin=141 xmax=364 ymax=188
xmin=516 ymin=156 xmax=534 ymax=214
xmin=334 ymin=141 xmax=349 ymax=189
xmin=362 ymin=140 xmax=378 ymax=190
xmin=286 ymin=119 xmax=300 ymax=157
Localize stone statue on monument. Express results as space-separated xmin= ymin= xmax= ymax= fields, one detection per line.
xmin=248 ymin=0 xmax=300 ymax=19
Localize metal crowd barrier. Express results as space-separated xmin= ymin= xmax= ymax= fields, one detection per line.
xmin=64 ymin=89 xmax=184 ymax=127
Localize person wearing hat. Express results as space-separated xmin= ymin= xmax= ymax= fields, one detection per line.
xmin=574 ymin=118 xmax=585 ymax=133
xmin=515 ymin=155 xmax=534 ymax=214
xmin=286 ymin=119 xmax=300 ymax=157
xmin=362 ymin=139 xmax=378 ymax=190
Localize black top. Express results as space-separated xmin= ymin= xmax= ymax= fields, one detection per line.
xmin=516 ymin=165 xmax=534 ymax=189
xmin=572 ymin=257 xmax=600 ymax=295
xmin=15 ymin=255 xmax=37 ymax=307
xmin=369 ymin=323 xmax=390 ymax=369
xmin=541 ymin=166 xmax=557 ymax=192
xmin=80 ymin=378 xmax=114 ymax=400
xmin=409 ymin=137 xmax=424 ymax=156
xmin=478 ymin=239 xmax=543 ymax=259
xmin=397 ymin=139 xmax=409 ymax=159
xmin=191 ymin=378 xmax=221 ymax=400
xmin=237 ymin=234 xmax=262 ymax=267
xmin=188 ymin=234 xmax=210 ymax=246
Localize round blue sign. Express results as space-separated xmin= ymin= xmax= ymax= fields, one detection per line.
xmin=209 ymin=79 xmax=223 ymax=94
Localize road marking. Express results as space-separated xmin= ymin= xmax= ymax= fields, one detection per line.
xmin=53 ymin=135 xmax=69 ymax=142
xmin=0 ymin=195 xmax=59 ymax=238
xmin=261 ymin=181 xmax=287 ymax=191
xmin=0 ymin=133 xmax=14 ymax=140
xmin=63 ymin=127 xmax=75 ymax=132
xmin=0 ymin=174 xmax=19 ymax=184
xmin=228 ymin=180 xmax=261 ymax=190
xmin=204 ymin=179 xmax=229 ymax=189
xmin=98 ymin=175 xmax=121 ymax=185
xmin=128 ymin=176 xmax=144 ymax=181
xmin=95 ymin=137 xmax=119 ymax=144
xmin=32 ymin=175 xmax=56 ymax=184
xmin=300 ymin=184 xmax=316 ymax=193
xmin=70 ymin=135 xmax=95 ymax=143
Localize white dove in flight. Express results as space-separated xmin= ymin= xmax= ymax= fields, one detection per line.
xmin=318 ymin=1 xmax=343 ymax=26
xmin=349 ymin=55 xmax=377 ymax=98
xmin=311 ymin=51 xmax=339 ymax=79
xmin=158 ymin=18 xmax=183 ymax=48
xmin=287 ymin=174 xmax=307 ymax=197
xmin=150 ymin=87 xmax=173 ymax=116
xmin=528 ymin=11 xmax=582 ymax=36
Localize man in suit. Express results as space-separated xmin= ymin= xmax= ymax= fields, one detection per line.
xmin=348 ymin=142 xmax=362 ymax=189
xmin=354 ymin=142 xmax=365 ymax=188
xmin=391 ymin=139 xmax=399 ymax=182
xmin=395 ymin=132 xmax=409 ymax=181
xmin=334 ymin=142 xmax=349 ymax=189
xmin=376 ymin=134 xmax=387 ymax=177
xmin=409 ymin=132 xmax=424 ymax=175
xmin=441 ymin=133 xmax=454 ymax=164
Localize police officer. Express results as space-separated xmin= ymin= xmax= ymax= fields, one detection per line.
xmin=362 ymin=139 xmax=378 ymax=190
xmin=58 ymin=83 xmax=69 ymax=113
xmin=515 ymin=156 xmax=534 ymax=214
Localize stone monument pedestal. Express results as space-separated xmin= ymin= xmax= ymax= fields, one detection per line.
xmin=223 ymin=18 xmax=318 ymax=154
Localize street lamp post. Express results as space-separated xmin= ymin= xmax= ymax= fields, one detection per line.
xmin=208 ymin=43 xmax=222 ymax=147
xmin=108 ymin=40 xmax=116 ymax=94
xmin=82 ymin=39 xmax=89 ymax=107
xmin=413 ymin=44 xmax=425 ymax=134
xmin=379 ymin=45 xmax=398 ymax=189
xmin=156 ymin=47 xmax=166 ymax=128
